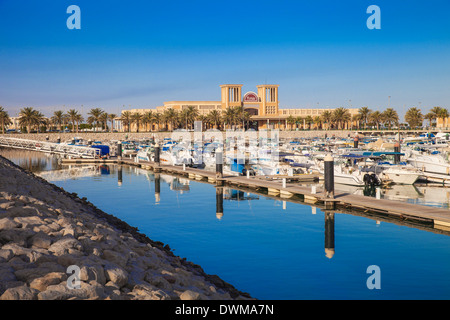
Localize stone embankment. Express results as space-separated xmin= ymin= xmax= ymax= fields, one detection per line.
xmin=1 ymin=130 xmax=358 ymax=143
xmin=0 ymin=155 xmax=251 ymax=300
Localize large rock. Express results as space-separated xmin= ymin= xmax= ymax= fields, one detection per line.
xmin=28 ymin=232 xmax=52 ymax=249
xmin=104 ymin=264 xmax=128 ymax=288
xmin=48 ymin=237 xmax=83 ymax=256
xmin=180 ymin=290 xmax=201 ymax=300
xmin=29 ymin=272 xmax=67 ymax=292
xmin=13 ymin=216 xmax=45 ymax=228
xmin=0 ymin=285 xmax=39 ymax=300
xmin=37 ymin=281 xmax=106 ymax=300
xmin=132 ymin=284 xmax=171 ymax=300
xmin=80 ymin=264 xmax=107 ymax=285
xmin=0 ymin=217 xmax=20 ymax=230
xmin=0 ymin=249 xmax=13 ymax=262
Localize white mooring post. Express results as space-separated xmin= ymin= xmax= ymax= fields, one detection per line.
xmin=376 ymin=187 xmax=381 ymax=199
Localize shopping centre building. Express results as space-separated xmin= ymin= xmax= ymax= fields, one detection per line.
xmin=125 ymin=84 xmax=359 ymax=131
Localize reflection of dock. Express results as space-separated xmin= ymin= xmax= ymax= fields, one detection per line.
xmin=36 ymin=166 xmax=100 ymax=181
xmin=70 ymin=157 xmax=450 ymax=233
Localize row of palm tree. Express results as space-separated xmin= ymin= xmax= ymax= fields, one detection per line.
xmin=357 ymin=107 xmax=400 ymax=130
xmin=1 ymin=105 xmax=449 ymax=133
xmin=1 ymin=107 xmax=118 ymax=133
xmin=120 ymin=106 xmax=251 ymax=132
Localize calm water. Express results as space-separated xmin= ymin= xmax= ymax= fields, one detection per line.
xmin=2 ymin=149 xmax=450 ymax=299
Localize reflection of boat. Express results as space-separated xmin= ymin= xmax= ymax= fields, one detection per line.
xmin=145 ymin=172 xmax=190 ymax=193
xmin=415 ymin=186 xmax=450 ymax=205
xmin=382 ymin=185 xmax=423 ymax=201
xmin=333 ymin=184 xmax=365 ymax=196
xmin=224 ymin=188 xmax=259 ymax=201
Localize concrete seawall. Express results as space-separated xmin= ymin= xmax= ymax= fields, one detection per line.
xmin=0 ymin=154 xmax=251 ymax=300
xmin=1 ymin=130 xmax=358 ymax=143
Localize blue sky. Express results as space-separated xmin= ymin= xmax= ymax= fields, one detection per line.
xmin=0 ymin=0 xmax=449 ymax=119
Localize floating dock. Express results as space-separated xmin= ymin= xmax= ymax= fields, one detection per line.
xmin=61 ymin=156 xmax=450 ymax=232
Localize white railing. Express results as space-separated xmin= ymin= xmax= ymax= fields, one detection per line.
xmin=0 ymin=137 xmax=100 ymax=159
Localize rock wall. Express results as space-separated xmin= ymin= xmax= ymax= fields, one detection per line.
xmin=0 ymin=155 xmax=251 ymax=300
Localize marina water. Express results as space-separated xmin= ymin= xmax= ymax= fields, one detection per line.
xmin=2 ymin=149 xmax=450 ymax=299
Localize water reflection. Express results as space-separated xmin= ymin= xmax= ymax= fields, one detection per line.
xmin=0 ymin=148 xmax=61 ymax=172
xmin=216 ymin=187 xmax=223 ymax=220
xmin=324 ymin=212 xmax=335 ymax=259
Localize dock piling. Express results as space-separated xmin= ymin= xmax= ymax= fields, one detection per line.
xmin=154 ymin=143 xmax=161 ymax=172
xmin=117 ymin=141 xmax=122 ymax=160
xmin=216 ymin=148 xmax=223 ymax=186
xmin=324 ymin=154 xmax=335 ymax=199
xmin=394 ymin=142 xmax=401 ymax=164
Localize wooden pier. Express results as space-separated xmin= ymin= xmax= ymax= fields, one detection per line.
xmin=61 ymin=156 xmax=450 ymax=232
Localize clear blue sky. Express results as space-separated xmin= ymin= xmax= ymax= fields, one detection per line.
xmin=0 ymin=0 xmax=449 ymax=119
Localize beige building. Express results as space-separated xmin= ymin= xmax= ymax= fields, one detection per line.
xmin=125 ymin=84 xmax=359 ymax=131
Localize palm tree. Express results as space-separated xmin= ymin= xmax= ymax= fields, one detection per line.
xmin=239 ymin=110 xmax=250 ymax=130
xmin=87 ymin=108 xmax=104 ymax=131
xmin=0 ymin=107 xmax=12 ymax=134
xmin=358 ymin=107 xmax=372 ymax=129
xmin=223 ymin=108 xmax=236 ymax=130
xmin=424 ymin=112 xmax=435 ymax=128
xmin=18 ymin=107 xmax=44 ymax=133
xmin=286 ymin=115 xmax=295 ymax=130
xmin=51 ymin=110 xmax=66 ymax=132
xmin=332 ymin=107 xmax=351 ymax=130
xmin=131 ymin=112 xmax=143 ymax=132
xmin=305 ymin=115 xmax=314 ymax=130
xmin=405 ymin=107 xmax=424 ymax=129
xmin=186 ymin=106 xmax=199 ymax=130
xmin=142 ymin=111 xmax=153 ymax=132
xmin=164 ymin=108 xmax=178 ymax=131
xmin=152 ymin=112 xmax=161 ymax=131
xmin=120 ymin=111 xmax=132 ymax=132
xmin=320 ymin=111 xmax=333 ymax=130
xmin=313 ymin=116 xmax=322 ymax=130
xmin=67 ymin=109 xmax=80 ymax=133
xmin=437 ymin=108 xmax=449 ymax=128
xmin=437 ymin=107 xmax=449 ymax=120
xmin=369 ymin=111 xmax=383 ymax=130
xmin=99 ymin=112 xmax=109 ymax=131
xmin=207 ymin=110 xmax=222 ymax=130
xmin=295 ymin=116 xmax=303 ymax=130
xmin=106 ymin=114 xmax=116 ymax=133
xmin=74 ymin=113 xmax=83 ymax=133
xmin=382 ymin=108 xmax=399 ymax=129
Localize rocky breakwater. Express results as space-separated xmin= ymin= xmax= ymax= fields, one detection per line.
xmin=0 ymin=155 xmax=251 ymax=300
